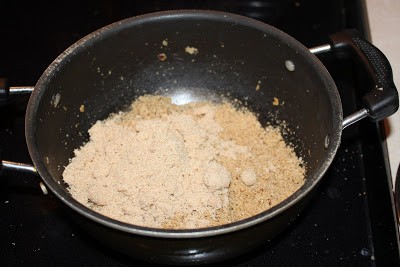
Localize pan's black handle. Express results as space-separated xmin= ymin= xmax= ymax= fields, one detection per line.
xmin=329 ymin=29 xmax=399 ymax=122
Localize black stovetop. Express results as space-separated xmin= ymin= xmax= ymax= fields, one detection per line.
xmin=1 ymin=0 xmax=399 ymax=266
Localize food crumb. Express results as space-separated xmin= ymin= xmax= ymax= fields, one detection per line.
xmin=185 ymin=46 xmax=198 ymax=55
xmin=241 ymin=169 xmax=257 ymax=186
xmin=79 ymin=105 xmax=85 ymax=113
xmin=273 ymin=97 xmax=279 ymax=106
xmin=51 ymin=93 xmax=61 ymax=107
xmin=158 ymin=53 xmax=167 ymax=61
xmin=162 ymin=39 xmax=168 ymax=46
xmin=39 ymin=182 xmax=48 ymax=195
xmin=255 ymin=80 xmax=261 ymax=91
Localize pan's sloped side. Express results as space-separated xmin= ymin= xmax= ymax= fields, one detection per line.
xmin=65 ymin=191 xmax=313 ymax=264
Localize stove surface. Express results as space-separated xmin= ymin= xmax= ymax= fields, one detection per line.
xmin=1 ymin=0 xmax=399 ymax=265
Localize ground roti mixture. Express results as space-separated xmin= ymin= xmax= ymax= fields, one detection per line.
xmin=63 ymin=95 xmax=306 ymax=229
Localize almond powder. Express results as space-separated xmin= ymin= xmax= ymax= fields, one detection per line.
xmin=63 ymin=95 xmax=305 ymax=229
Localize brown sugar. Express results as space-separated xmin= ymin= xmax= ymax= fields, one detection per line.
xmin=63 ymin=95 xmax=305 ymax=229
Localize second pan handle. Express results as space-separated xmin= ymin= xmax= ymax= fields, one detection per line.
xmin=310 ymin=29 xmax=399 ymax=128
xmin=329 ymin=29 xmax=399 ymax=123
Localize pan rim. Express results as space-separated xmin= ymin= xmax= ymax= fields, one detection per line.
xmin=25 ymin=9 xmax=343 ymax=239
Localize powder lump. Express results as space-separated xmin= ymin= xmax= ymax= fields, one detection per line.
xmin=63 ymin=95 xmax=305 ymax=229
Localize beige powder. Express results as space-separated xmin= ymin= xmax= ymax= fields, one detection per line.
xmin=63 ymin=95 xmax=305 ymax=229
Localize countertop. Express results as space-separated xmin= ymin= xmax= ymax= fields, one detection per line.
xmin=366 ymin=0 xmax=400 ymax=183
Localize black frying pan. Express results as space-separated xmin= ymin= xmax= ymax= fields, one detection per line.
xmin=0 ymin=10 xmax=398 ymax=265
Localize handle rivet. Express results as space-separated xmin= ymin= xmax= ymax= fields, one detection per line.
xmin=285 ymin=60 xmax=295 ymax=72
